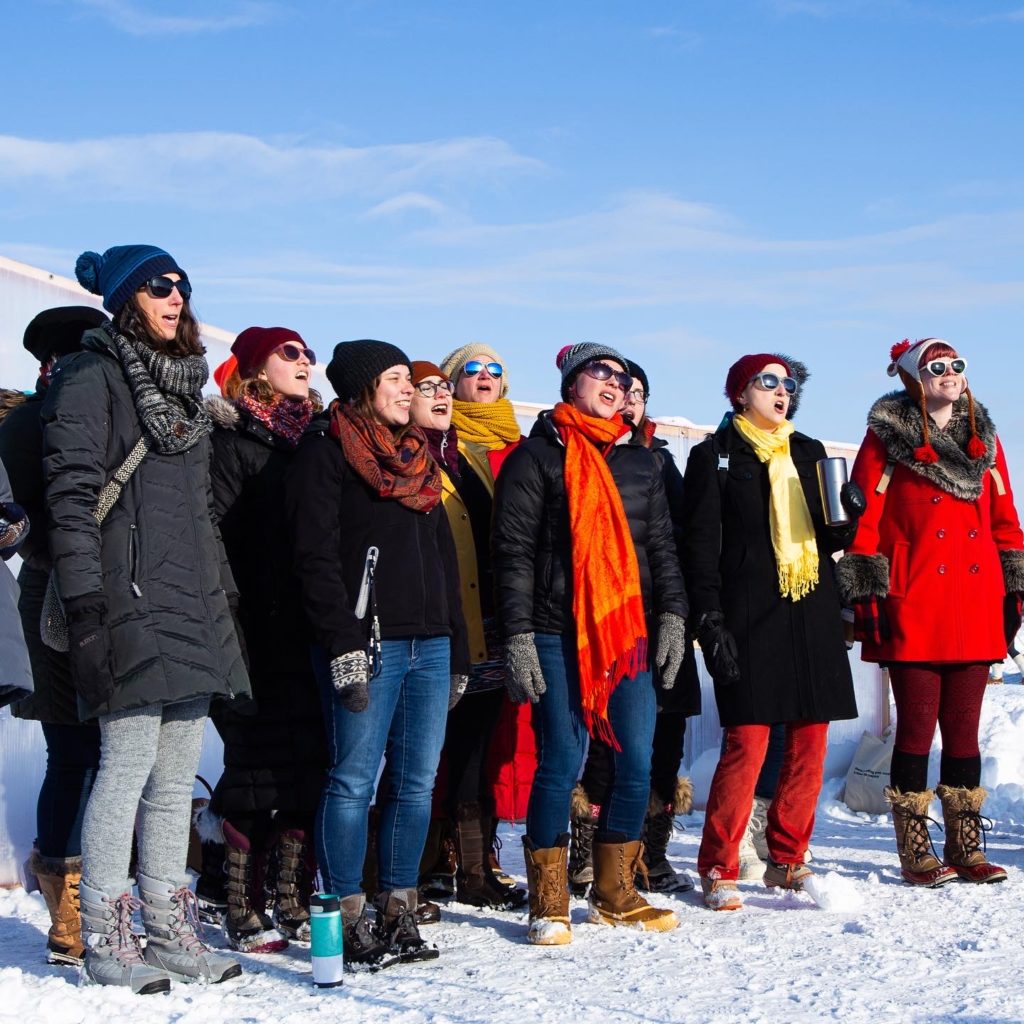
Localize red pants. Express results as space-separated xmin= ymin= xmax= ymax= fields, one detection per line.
xmin=698 ymin=721 xmax=829 ymax=879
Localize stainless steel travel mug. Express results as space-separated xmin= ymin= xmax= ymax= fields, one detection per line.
xmin=817 ymin=457 xmax=850 ymax=525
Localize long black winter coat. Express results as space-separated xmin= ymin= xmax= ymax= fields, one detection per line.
xmin=40 ymin=329 xmax=250 ymax=720
xmin=680 ymin=423 xmax=857 ymax=726
xmin=0 ymin=389 xmax=79 ymax=724
xmin=285 ymin=415 xmax=469 ymax=672
xmin=492 ymin=412 xmax=688 ymax=640
xmin=207 ymin=397 xmax=327 ymax=818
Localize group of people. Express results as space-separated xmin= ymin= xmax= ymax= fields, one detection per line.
xmin=1 ymin=242 xmax=1021 ymax=992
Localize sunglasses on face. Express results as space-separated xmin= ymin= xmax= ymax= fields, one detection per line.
xmin=582 ymin=360 xmax=633 ymax=392
xmin=414 ymin=379 xmax=454 ymax=398
xmin=141 ymin=276 xmax=192 ymax=300
xmin=463 ymin=360 xmax=504 ymax=378
xmin=923 ymin=357 xmax=967 ymax=377
xmin=274 ymin=342 xmax=317 ymax=364
xmin=750 ymin=372 xmax=798 ymax=394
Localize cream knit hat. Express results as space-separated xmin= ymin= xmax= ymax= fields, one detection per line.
xmin=439 ymin=342 xmax=510 ymax=398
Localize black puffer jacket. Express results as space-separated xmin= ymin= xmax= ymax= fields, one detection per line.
xmin=0 ymin=388 xmax=79 ymax=724
xmin=40 ymin=329 xmax=250 ymax=720
xmin=680 ymin=423 xmax=857 ymax=726
xmin=492 ymin=411 xmax=688 ymax=639
xmin=207 ymin=396 xmax=327 ymax=818
xmin=285 ymin=415 xmax=470 ymax=671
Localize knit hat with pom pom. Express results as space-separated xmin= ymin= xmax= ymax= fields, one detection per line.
xmin=75 ymin=245 xmax=187 ymax=314
xmin=555 ymin=342 xmax=631 ymax=402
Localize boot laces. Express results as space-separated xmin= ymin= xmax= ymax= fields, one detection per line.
xmin=905 ymin=810 xmax=945 ymax=863
xmin=169 ymin=885 xmax=209 ymax=954
xmin=646 ymin=811 xmax=674 ymax=854
xmin=536 ymin=864 xmax=566 ymax=918
xmin=955 ymin=809 xmax=993 ymax=854
xmin=104 ymin=892 xmax=146 ymax=964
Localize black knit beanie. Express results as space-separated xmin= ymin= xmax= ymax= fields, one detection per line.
xmin=326 ymin=339 xmax=412 ymax=403
xmin=626 ymin=359 xmax=650 ymax=398
xmin=23 ymin=306 xmax=109 ymax=362
xmin=555 ymin=342 xmax=631 ymax=402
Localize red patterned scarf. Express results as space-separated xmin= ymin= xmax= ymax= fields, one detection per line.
xmin=329 ymin=402 xmax=442 ymax=511
xmin=237 ymin=391 xmax=314 ymax=448
xmin=551 ymin=402 xmax=648 ymax=749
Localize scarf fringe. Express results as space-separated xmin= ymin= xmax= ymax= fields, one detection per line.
xmin=777 ymin=550 xmax=820 ymax=602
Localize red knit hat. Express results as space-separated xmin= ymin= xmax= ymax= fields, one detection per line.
xmin=724 ymin=353 xmax=792 ymax=412
xmin=213 ymin=355 xmax=239 ymax=397
xmin=411 ymin=360 xmax=450 ymax=386
xmin=231 ymin=326 xmax=306 ymax=379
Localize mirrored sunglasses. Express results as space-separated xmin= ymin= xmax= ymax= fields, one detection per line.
xmin=583 ymin=360 xmax=633 ymax=392
xmin=274 ymin=341 xmax=317 ymax=363
xmin=414 ymin=379 xmax=454 ymax=397
xmin=751 ymin=371 xmax=798 ymax=394
xmin=924 ymin=358 xmax=967 ymax=377
xmin=142 ymin=275 xmax=192 ymax=300
xmin=463 ymin=360 xmax=503 ymax=378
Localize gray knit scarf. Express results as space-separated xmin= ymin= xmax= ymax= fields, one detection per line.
xmin=106 ymin=323 xmax=211 ymax=454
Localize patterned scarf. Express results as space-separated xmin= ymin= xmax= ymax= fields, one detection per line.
xmin=329 ymin=402 xmax=441 ymax=511
xmin=551 ymin=402 xmax=648 ymax=750
xmin=236 ymin=390 xmax=314 ymax=448
xmin=106 ymin=323 xmax=210 ymax=455
xmin=732 ymin=414 xmax=819 ymax=600
xmin=450 ymin=397 xmax=521 ymax=450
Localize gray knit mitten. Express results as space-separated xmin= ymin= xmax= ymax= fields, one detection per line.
xmin=504 ymin=632 xmax=546 ymax=704
xmin=331 ymin=650 xmax=370 ymax=712
xmin=448 ymin=674 xmax=469 ymax=710
xmin=654 ymin=612 xmax=686 ymax=690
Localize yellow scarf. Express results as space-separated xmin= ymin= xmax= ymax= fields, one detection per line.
xmin=732 ymin=415 xmax=819 ymax=601
xmin=450 ymin=398 xmax=521 ymax=450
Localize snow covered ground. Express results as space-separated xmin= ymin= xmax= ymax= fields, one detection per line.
xmin=3 ymin=683 xmax=1024 ymax=1024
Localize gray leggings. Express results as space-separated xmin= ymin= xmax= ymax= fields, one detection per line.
xmin=81 ymin=697 xmax=210 ymax=895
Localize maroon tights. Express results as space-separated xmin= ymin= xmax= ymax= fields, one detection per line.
xmin=888 ymin=662 xmax=988 ymax=792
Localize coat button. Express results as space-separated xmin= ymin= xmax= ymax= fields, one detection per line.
xmin=936 ymin=529 xmax=946 ymax=539
xmin=469 ymin=582 xmax=477 ymax=589
xmin=931 ymin=495 xmax=942 ymax=504
xmin=968 ymin=529 xmax=978 ymax=538
xmin=461 ymin=513 xmax=468 ymax=520
xmin=970 ymin=564 xmax=980 ymax=573
xmin=937 ymin=564 xmax=947 ymax=574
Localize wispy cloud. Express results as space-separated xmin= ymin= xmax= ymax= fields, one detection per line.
xmin=72 ymin=0 xmax=284 ymax=36
xmin=361 ymin=193 xmax=450 ymax=221
xmin=647 ymin=25 xmax=702 ymax=48
xmin=0 ymin=132 xmax=543 ymax=208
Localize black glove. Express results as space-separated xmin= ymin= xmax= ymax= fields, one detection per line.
xmin=449 ymin=674 xmax=469 ymax=710
xmin=840 ymin=481 xmax=867 ymax=521
xmin=696 ymin=611 xmax=741 ymax=686
xmin=330 ymin=650 xmax=370 ymax=712
xmin=64 ymin=594 xmax=115 ymax=709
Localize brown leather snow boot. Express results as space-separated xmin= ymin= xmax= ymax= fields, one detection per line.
xmin=30 ymin=852 xmax=85 ymax=966
xmin=885 ymin=787 xmax=958 ymax=887
xmin=588 ymin=835 xmax=678 ymax=932
xmin=523 ymin=834 xmax=572 ymax=945
xmin=936 ymin=784 xmax=1008 ymax=884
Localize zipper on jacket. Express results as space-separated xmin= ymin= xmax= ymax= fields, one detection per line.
xmin=127 ymin=523 xmax=142 ymax=597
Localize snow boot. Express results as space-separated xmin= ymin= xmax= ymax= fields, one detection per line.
xmin=936 ymin=784 xmax=1008 ymax=884
xmin=488 ymin=818 xmax=519 ymax=891
xmin=193 ymin=806 xmax=227 ymax=925
xmin=700 ymin=874 xmax=743 ymax=912
xmin=763 ymin=859 xmax=813 ymax=890
xmin=637 ymin=784 xmax=695 ymax=894
xmin=523 ymin=833 xmax=572 ymax=945
xmin=418 ymin=816 xmax=457 ymax=900
xmin=30 ymin=852 xmax=85 ymax=967
xmin=138 ymin=872 xmax=242 ymax=984
xmin=588 ymin=834 xmax=678 ymax=932
xmin=339 ymin=893 xmax=397 ymax=971
xmin=222 ymin=821 xmax=288 ymax=952
xmin=737 ymin=803 xmax=765 ymax=882
xmin=569 ymin=783 xmax=598 ymax=897
xmin=885 ymin=787 xmax=959 ymax=887
xmin=79 ymin=880 xmax=171 ymax=994
xmin=272 ymin=828 xmax=315 ymax=940
xmin=374 ymin=888 xmax=439 ymax=962
xmin=454 ymin=803 xmax=528 ymax=910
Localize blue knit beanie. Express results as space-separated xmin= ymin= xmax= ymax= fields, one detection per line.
xmin=75 ymin=245 xmax=187 ymax=314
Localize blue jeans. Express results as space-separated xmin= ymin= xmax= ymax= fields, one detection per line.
xmin=38 ymin=722 xmax=101 ymax=859
xmin=313 ymin=637 xmax=450 ymax=898
xmin=529 ymin=633 xmax=656 ymax=848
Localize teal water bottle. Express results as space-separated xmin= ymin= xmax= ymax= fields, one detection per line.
xmin=309 ymin=893 xmax=344 ymax=988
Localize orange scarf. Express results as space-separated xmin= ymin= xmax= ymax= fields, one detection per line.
xmin=551 ymin=402 xmax=648 ymax=749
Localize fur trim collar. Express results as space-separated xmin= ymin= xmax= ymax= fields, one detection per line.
xmin=205 ymin=393 xmax=240 ymax=430
xmin=867 ymin=390 xmax=997 ymax=501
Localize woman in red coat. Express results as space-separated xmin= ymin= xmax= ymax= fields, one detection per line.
xmin=838 ymin=338 xmax=1024 ymax=888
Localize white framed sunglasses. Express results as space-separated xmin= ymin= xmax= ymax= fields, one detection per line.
xmin=923 ymin=357 xmax=967 ymax=377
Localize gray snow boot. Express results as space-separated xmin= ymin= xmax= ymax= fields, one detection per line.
xmin=79 ymin=880 xmax=171 ymax=995
xmin=138 ymin=872 xmax=243 ymax=984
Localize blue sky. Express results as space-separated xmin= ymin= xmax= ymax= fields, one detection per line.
xmin=3 ymin=0 xmax=1024 ymax=484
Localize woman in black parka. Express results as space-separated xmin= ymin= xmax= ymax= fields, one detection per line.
xmin=680 ymin=353 xmax=860 ymax=911
xmin=43 ymin=245 xmax=248 ymax=993
xmin=205 ymin=326 xmax=328 ymax=953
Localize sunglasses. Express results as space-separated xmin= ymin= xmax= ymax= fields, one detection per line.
xmin=750 ymin=372 xmax=798 ymax=394
xmin=414 ymin=379 xmax=454 ymax=397
xmin=463 ymin=360 xmax=503 ymax=378
xmin=583 ymin=360 xmax=633 ymax=392
xmin=923 ymin=357 xmax=967 ymax=377
xmin=274 ymin=341 xmax=317 ymax=364
xmin=141 ymin=275 xmax=192 ymax=300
